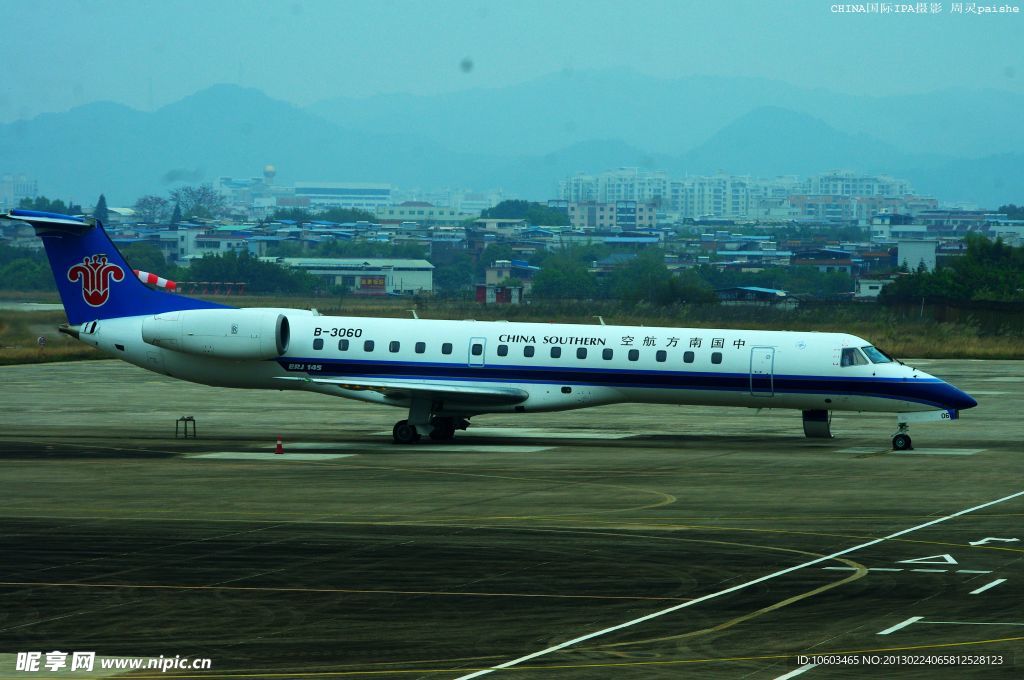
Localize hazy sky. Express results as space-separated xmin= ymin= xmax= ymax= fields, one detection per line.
xmin=2 ymin=0 xmax=1021 ymax=122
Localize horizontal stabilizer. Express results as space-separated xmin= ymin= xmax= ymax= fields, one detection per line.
xmin=4 ymin=209 xmax=94 ymax=235
xmin=275 ymin=376 xmax=529 ymax=405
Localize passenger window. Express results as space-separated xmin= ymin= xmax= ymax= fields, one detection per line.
xmin=524 ymin=345 xmax=535 ymax=357
xmin=389 ymin=341 xmax=400 ymax=353
xmin=441 ymin=342 xmax=452 ymax=355
xmin=841 ymin=347 xmax=868 ymax=367
xmin=576 ymin=347 xmax=587 ymax=359
xmin=364 ymin=340 xmax=375 ymax=352
xmin=313 ymin=338 xmax=324 ymax=350
xmin=683 ymin=351 xmax=694 ymax=363
xmin=550 ymin=346 xmax=562 ymax=358
xmin=497 ymin=344 xmax=508 ymax=357
xmin=471 ymin=343 xmax=483 ymax=356
xmin=415 ymin=342 xmax=425 ymax=354
xmin=338 ymin=339 xmax=349 ymax=351
xmin=711 ymin=352 xmax=722 ymax=364
xmin=655 ymin=350 xmax=667 ymax=362
xmin=628 ymin=349 xmax=639 ymax=361
xmin=602 ymin=348 xmax=613 ymax=360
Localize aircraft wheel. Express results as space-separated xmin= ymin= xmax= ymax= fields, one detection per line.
xmin=892 ymin=433 xmax=913 ymax=451
xmin=429 ymin=418 xmax=456 ymax=441
xmin=393 ymin=420 xmax=421 ymax=444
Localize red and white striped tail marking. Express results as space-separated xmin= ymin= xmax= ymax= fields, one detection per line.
xmin=133 ymin=269 xmax=177 ymax=291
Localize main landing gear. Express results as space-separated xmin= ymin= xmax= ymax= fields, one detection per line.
xmin=392 ymin=397 xmax=470 ymax=444
xmin=391 ymin=417 xmax=466 ymax=444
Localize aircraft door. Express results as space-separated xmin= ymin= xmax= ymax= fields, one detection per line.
xmin=468 ymin=337 xmax=486 ymax=367
xmin=750 ymin=346 xmax=775 ymax=396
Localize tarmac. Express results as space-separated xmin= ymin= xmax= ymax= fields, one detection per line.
xmin=0 ymin=358 xmax=1022 ymax=679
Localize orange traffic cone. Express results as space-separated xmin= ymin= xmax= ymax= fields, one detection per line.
xmin=275 ymin=435 xmax=284 ymax=455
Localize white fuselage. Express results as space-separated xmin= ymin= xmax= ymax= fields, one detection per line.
xmin=76 ymin=311 xmax=961 ymax=417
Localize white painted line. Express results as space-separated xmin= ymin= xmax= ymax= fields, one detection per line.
xmin=869 ymin=568 xmax=904 ymax=572
xmin=269 ymin=442 xmax=553 ymax=454
xmin=910 ymin=568 xmax=948 ymax=573
xmin=958 ymin=570 xmax=993 ymax=574
xmin=774 ymin=663 xmax=818 ymax=679
xmin=893 ymin=449 xmax=985 ymax=456
xmin=981 ymin=376 xmax=1024 ymax=382
xmin=192 ymin=452 xmax=354 ymax=461
xmin=924 ymin=620 xmax=1024 ymax=626
xmin=967 ymin=390 xmax=1007 ymax=395
xmin=456 ymin=489 xmax=1024 ymax=679
xmin=899 ymin=553 xmax=957 ymax=565
xmin=970 ymin=579 xmax=1007 ymax=595
xmin=969 ymin=537 xmax=1019 ymax=546
xmin=836 ymin=447 xmax=885 ymax=454
xmin=823 ymin=567 xmax=905 ymax=572
xmin=822 ymin=567 xmax=857 ymax=571
xmin=878 ymin=616 xmax=924 ymax=636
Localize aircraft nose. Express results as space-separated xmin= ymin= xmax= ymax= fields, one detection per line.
xmin=943 ymin=382 xmax=978 ymax=411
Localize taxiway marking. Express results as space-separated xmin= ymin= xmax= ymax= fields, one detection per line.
xmin=878 ymin=616 xmax=924 ymax=635
xmin=970 ymin=537 xmax=1019 ymax=546
xmin=970 ymin=579 xmax=1007 ymax=595
xmin=774 ymin=662 xmax=817 ymax=679
xmin=456 ymin=489 xmax=1024 ymax=679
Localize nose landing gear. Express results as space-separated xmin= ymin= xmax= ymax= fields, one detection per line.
xmin=892 ymin=423 xmax=913 ymax=451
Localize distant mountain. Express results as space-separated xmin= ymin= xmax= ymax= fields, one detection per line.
xmin=0 ymin=85 xmax=492 ymax=205
xmin=1 ymin=79 xmax=1021 ymax=208
xmin=308 ymin=70 xmax=1024 ymax=159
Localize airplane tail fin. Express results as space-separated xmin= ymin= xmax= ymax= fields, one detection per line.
xmin=5 ymin=209 xmax=229 ymax=325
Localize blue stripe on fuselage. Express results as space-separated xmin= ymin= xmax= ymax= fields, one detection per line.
xmin=277 ymin=357 xmax=951 ymax=408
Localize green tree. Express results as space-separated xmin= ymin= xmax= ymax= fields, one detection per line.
xmin=168 ymin=184 xmax=226 ymax=220
xmin=481 ymin=200 xmax=570 ymax=226
xmin=879 ymin=234 xmax=1024 ymax=303
xmin=998 ymin=204 xmax=1024 ymax=220
xmin=319 ymin=207 xmax=377 ymax=223
xmin=186 ymin=251 xmax=316 ymax=294
xmin=120 ymin=243 xmax=171 ymax=275
xmin=133 ymin=195 xmax=170 ymax=223
xmin=93 ymin=194 xmax=109 ymax=223
xmin=0 ymin=257 xmax=54 ymax=290
xmin=432 ymin=252 xmax=475 ymax=296
xmin=170 ymin=203 xmax=182 ymax=225
xmin=531 ymin=254 xmax=597 ymax=299
xmin=18 ymin=196 xmax=83 ymax=215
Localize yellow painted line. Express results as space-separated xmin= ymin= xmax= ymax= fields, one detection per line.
xmin=0 ymin=581 xmax=689 ymax=603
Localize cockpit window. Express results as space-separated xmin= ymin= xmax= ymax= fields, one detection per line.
xmin=861 ymin=345 xmax=893 ymax=364
xmin=840 ymin=347 xmax=869 ymax=367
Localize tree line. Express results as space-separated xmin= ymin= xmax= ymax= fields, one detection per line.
xmin=880 ymin=233 xmax=1024 ymax=303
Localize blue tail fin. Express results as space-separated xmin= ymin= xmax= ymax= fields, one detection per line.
xmin=6 ymin=209 xmax=229 ymax=325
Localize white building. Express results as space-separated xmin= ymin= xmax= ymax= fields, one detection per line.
xmin=898 ymin=240 xmax=938 ymax=273
xmin=280 ymin=258 xmax=433 ymax=295
xmin=293 ymin=182 xmax=393 ymax=211
xmin=855 ymin=277 xmax=895 ymax=299
xmin=1 ymin=174 xmax=38 ymax=211
xmin=559 ymin=168 xmax=668 ymax=205
xmin=807 ymin=171 xmax=912 ymax=197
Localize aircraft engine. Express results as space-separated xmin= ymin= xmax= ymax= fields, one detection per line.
xmin=142 ymin=309 xmax=290 ymax=360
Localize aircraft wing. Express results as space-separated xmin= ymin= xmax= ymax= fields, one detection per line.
xmin=275 ymin=376 xmax=529 ymax=405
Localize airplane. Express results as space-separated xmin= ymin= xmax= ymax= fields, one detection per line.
xmin=5 ymin=208 xmax=977 ymax=450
